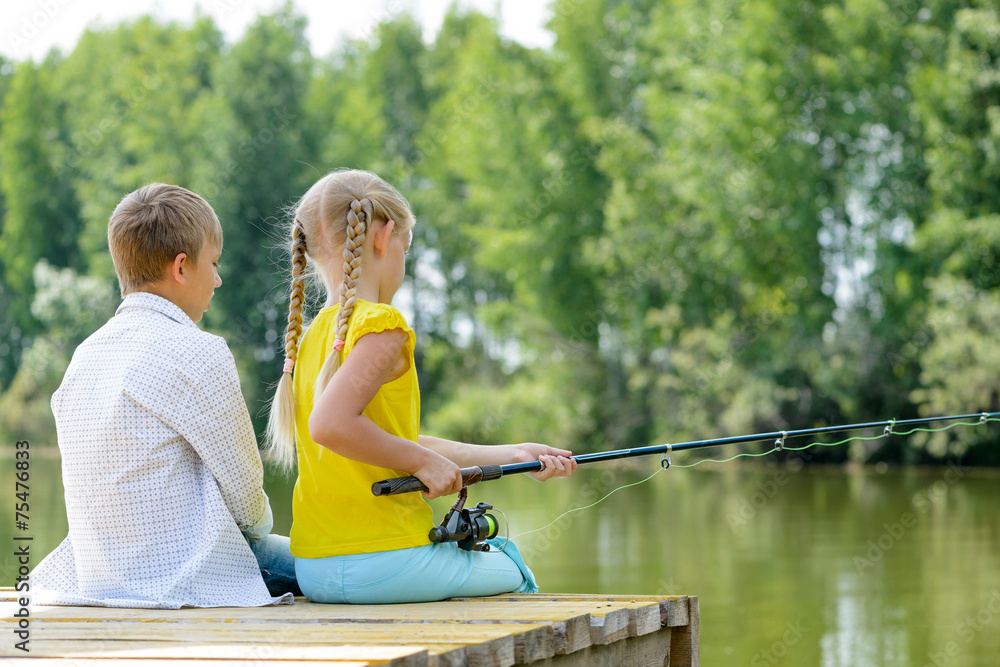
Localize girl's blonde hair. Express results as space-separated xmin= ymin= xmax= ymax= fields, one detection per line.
xmin=264 ymin=169 xmax=415 ymax=471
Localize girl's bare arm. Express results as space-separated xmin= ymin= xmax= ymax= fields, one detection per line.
xmin=418 ymin=436 xmax=578 ymax=481
xmin=308 ymin=329 xmax=462 ymax=498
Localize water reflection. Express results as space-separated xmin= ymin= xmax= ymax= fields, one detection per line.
xmin=7 ymin=455 xmax=999 ymax=666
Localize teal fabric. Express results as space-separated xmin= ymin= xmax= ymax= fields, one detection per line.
xmin=294 ymin=539 xmax=537 ymax=604
xmin=485 ymin=538 xmax=537 ymax=592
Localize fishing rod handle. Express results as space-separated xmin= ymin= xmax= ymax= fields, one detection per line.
xmin=372 ymin=464 xmax=504 ymax=496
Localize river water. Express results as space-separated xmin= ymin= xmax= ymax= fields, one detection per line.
xmin=6 ymin=454 xmax=1000 ymax=666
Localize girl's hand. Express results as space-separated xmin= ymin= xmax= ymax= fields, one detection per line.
xmin=414 ymin=451 xmax=463 ymax=499
xmin=510 ymin=443 xmax=578 ymax=482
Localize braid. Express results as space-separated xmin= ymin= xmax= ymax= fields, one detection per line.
xmin=264 ymin=219 xmax=309 ymax=473
xmin=315 ymin=198 xmax=373 ymax=396
xmin=335 ymin=198 xmax=372 ymax=343
xmin=285 ymin=223 xmax=308 ymax=362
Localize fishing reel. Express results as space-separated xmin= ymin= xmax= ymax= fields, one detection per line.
xmin=429 ymin=486 xmax=503 ymax=552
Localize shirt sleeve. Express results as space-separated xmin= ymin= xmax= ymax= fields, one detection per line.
xmin=177 ymin=341 xmax=272 ymax=537
xmin=348 ymin=304 xmax=415 ymax=353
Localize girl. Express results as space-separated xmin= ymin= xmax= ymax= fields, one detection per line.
xmin=266 ymin=169 xmax=577 ymax=604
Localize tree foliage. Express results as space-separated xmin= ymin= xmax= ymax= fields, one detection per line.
xmin=0 ymin=1 xmax=997 ymax=463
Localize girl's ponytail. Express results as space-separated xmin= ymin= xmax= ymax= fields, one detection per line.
xmin=264 ymin=221 xmax=308 ymax=472
xmin=314 ymin=197 xmax=371 ymax=396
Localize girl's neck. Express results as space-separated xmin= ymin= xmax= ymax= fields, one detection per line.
xmin=324 ymin=280 xmax=391 ymax=309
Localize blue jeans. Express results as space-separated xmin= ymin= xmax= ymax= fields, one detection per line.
xmin=245 ymin=533 xmax=302 ymax=597
xmin=294 ymin=538 xmax=537 ymax=604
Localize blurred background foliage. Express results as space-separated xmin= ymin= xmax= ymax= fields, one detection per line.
xmin=1 ymin=0 xmax=998 ymax=464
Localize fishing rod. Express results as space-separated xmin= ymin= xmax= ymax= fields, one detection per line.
xmin=373 ymin=411 xmax=999 ymax=497
xmin=373 ymin=411 xmax=998 ymax=551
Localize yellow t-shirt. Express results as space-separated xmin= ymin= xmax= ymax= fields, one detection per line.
xmin=289 ymin=299 xmax=433 ymax=558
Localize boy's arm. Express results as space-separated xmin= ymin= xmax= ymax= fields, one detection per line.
xmin=179 ymin=343 xmax=272 ymax=538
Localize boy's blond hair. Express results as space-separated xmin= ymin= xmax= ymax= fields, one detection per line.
xmin=108 ymin=183 xmax=223 ymax=296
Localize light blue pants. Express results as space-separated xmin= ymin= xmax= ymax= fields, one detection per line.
xmin=294 ymin=539 xmax=537 ymax=604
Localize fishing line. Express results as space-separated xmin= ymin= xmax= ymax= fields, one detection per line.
xmin=511 ymin=415 xmax=998 ymax=540
xmin=510 ymin=468 xmax=666 ymax=540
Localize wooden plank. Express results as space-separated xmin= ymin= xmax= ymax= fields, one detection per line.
xmin=382 ymin=598 xmax=642 ymax=647
xmin=475 ymin=593 xmax=687 ymax=603
xmin=505 ymin=622 xmax=552 ymax=664
xmin=468 ymin=594 xmax=700 ymax=660
xmin=544 ymin=612 xmax=592 ymax=655
xmin=427 ymin=598 xmax=648 ymax=632
xmin=3 ymin=599 xmax=599 ymax=624
xmin=29 ymin=620 xmax=546 ymax=644
xmin=16 ymin=642 xmax=428 ymax=665
xmin=448 ymin=598 xmax=637 ymax=647
xmin=625 ymin=603 xmax=661 ymax=637
xmin=1 ymin=600 xmax=586 ymax=656
xmin=0 ymin=596 xmax=683 ymax=650
xmin=508 ymin=625 xmax=672 ymax=667
xmin=0 ymin=589 xmax=699 ymax=666
xmin=481 ymin=593 xmax=693 ymax=628
xmin=27 ymin=622 xmax=547 ymax=667
xmin=8 ymin=619 xmax=550 ymax=664
xmin=668 ymin=596 xmax=700 ymax=667
xmin=521 ymin=598 xmax=661 ymax=637
xmin=453 ymin=634 xmax=511 ymax=667
xmin=6 ymin=661 xmax=380 ymax=667
xmin=662 ymin=596 xmax=690 ymax=628
xmin=402 ymin=642 xmax=499 ymax=667
xmin=586 ymin=607 xmax=629 ymax=645
xmin=451 ymin=595 xmax=666 ymax=635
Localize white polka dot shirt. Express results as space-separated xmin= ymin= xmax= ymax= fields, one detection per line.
xmin=31 ymin=292 xmax=292 ymax=608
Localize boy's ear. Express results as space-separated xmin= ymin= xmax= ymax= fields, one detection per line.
xmin=166 ymin=252 xmax=190 ymax=285
xmin=372 ymin=219 xmax=396 ymax=258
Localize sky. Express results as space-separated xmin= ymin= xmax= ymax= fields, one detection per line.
xmin=1 ymin=0 xmax=556 ymax=61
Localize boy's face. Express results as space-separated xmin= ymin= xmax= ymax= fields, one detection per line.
xmin=181 ymin=240 xmax=222 ymax=323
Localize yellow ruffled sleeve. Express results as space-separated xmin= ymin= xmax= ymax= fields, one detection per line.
xmin=346 ymin=303 xmax=415 ymax=356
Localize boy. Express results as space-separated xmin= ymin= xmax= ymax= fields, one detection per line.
xmin=32 ymin=184 xmax=297 ymax=608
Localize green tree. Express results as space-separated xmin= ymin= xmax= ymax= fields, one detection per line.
xmin=208 ymin=4 xmax=315 ymax=427
xmin=0 ymin=55 xmax=15 ymax=387
xmin=0 ymin=260 xmax=116 ymax=444
xmin=0 ymin=57 xmax=83 ymax=387
xmin=412 ymin=8 xmax=604 ymax=448
xmin=546 ymin=0 xmax=841 ymax=447
xmin=905 ymin=4 xmax=1000 ymax=461
xmin=52 ymin=15 xmax=226 ymax=281
xmin=0 ymin=0 xmax=995 ymax=465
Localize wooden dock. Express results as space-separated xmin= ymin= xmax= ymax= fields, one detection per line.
xmin=1 ymin=589 xmax=699 ymax=666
